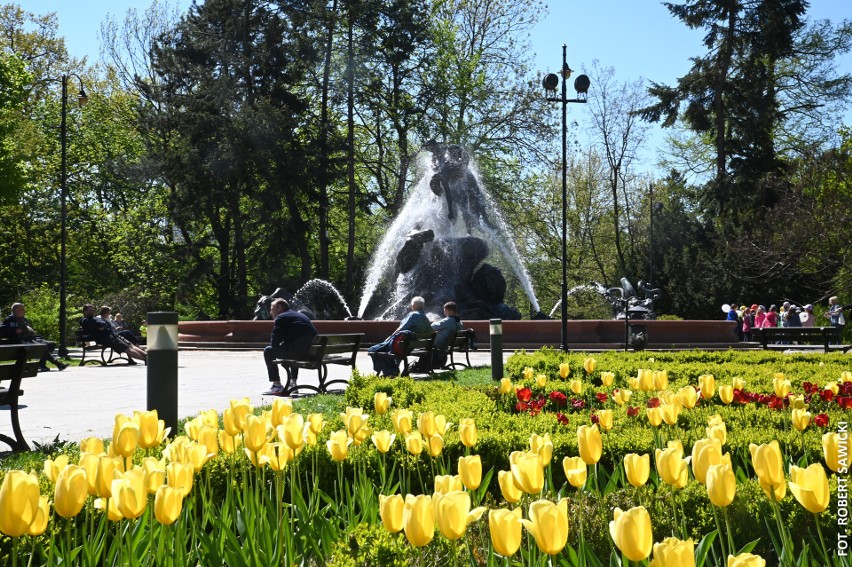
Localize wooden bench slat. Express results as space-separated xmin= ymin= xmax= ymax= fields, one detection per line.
xmin=273 ymin=333 xmax=364 ymax=395
xmin=0 ymin=344 xmax=49 ymax=452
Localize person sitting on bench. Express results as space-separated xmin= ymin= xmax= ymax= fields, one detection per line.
xmin=80 ymin=304 xmax=147 ymax=365
xmin=100 ymin=307 xmax=140 ymax=345
xmin=368 ymin=296 xmax=432 ymax=376
xmin=1 ymin=302 xmax=68 ymax=372
xmin=263 ymin=299 xmax=318 ymax=396
xmin=411 ymin=301 xmax=463 ymax=372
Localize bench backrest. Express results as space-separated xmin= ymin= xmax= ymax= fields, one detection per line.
xmin=323 ymin=333 xmax=363 ymax=355
xmin=0 ymin=344 xmax=49 ymax=383
xmin=406 ymin=334 xmax=435 ymax=355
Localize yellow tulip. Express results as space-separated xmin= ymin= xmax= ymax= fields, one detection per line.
xmin=229 ymin=398 xmax=253 ymax=431
xmin=222 ymin=408 xmax=240 ymax=437
xmin=341 ymin=407 xmax=369 ymax=438
xmin=403 ymin=494 xmax=434 ymax=547
xmin=196 ymin=424 xmax=219 ymax=458
xmin=706 ymin=415 xmax=727 ymax=445
xmin=559 ymin=362 xmax=570 ymax=379
xmin=95 ymin=456 xmax=122 ymax=498
xmin=727 ymin=552 xmax=766 ymax=566
xmin=459 ymin=455 xmax=482 ymax=490
xmin=792 ymin=408 xmax=811 ymax=432
xmin=653 ymin=370 xmax=669 ymax=390
xmin=623 ymin=453 xmax=650 ymax=487
xmin=242 ymin=414 xmax=269 ymax=454
xmin=529 ymin=433 xmax=553 ymax=466
xmin=509 ymin=451 xmax=544 ymax=494
xmin=601 ymin=371 xmax=614 ymax=386
xmin=392 ymin=409 xmax=413 ymax=435
xmin=427 ymin=434 xmax=444 ymax=457
xmin=773 ymin=376 xmax=790 ymax=398
xmin=351 ymin=423 xmax=372 ymax=447
xmin=647 ymin=407 xmax=663 ymax=427
xmin=613 ymin=389 xmax=632 ymax=405
xmin=706 ymin=462 xmax=736 ymax=507
xmin=536 ymin=374 xmax=547 ymax=387
xmin=166 ymin=462 xmax=194 ymax=497
xmin=142 ymin=457 xmax=166 ymax=494
xmin=135 ymin=410 xmax=168 ymax=449
xmin=54 ymin=465 xmax=88 ymax=518
xmin=79 ymin=453 xmax=100 ymax=496
xmin=327 ymin=430 xmax=352 ymax=462
xmin=732 ymin=377 xmax=746 ymax=391
xmin=521 ymin=498 xmax=569 ymax=555
xmin=698 ymin=374 xmax=716 ymax=400
xmin=577 ymin=424 xmax=602 ymax=465
xmin=371 ymin=430 xmax=396 ymax=453
xmin=459 ymin=418 xmax=477 ymax=448
xmin=749 ymin=441 xmax=786 ymax=501
xmin=183 ymin=442 xmax=212 ymax=472
xmin=434 ymin=474 xmax=464 ymax=494
xmin=789 ymin=464 xmax=830 ymax=514
xmin=691 ymin=438 xmax=727 ymax=484
xmin=113 ymin=467 xmax=147 ymax=519
xmin=184 ymin=415 xmax=204 ymax=440
xmin=0 ymin=470 xmax=40 ymax=537
xmin=660 ymin=402 xmax=681 ymax=426
xmin=650 ymin=537 xmax=694 ymax=567
xmin=498 ymin=470 xmax=523 ymax=503
xmin=562 ymin=456 xmax=587 ymax=488
xmin=679 ymin=386 xmax=699 ymax=409
xmin=405 ymin=432 xmax=423 ymax=456
xmin=44 ymin=454 xmax=70 ymax=483
xmin=842 ymin=371 xmax=852 ymax=383
xmin=629 ymin=377 xmax=640 ymax=390
xmin=823 ymin=432 xmax=843 ymax=472
xmin=498 ymin=377 xmax=513 ymax=394
xmin=112 ymin=419 xmax=141 ymax=458
xmin=260 ymin=442 xmax=296 ymax=471
xmin=27 ymin=496 xmax=49 ymax=536
xmin=278 ymin=413 xmax=308 ymax=450
xmin=433 ymin=490 xmax=486 ymax=540
xmin=637 ymin=369 xmax=653 ymax=391
xmin=789 ymin=394 xmax=806 ymax=410
xmin=268 ymin=398 xmax=292 ymax=427
xmin=154 ymin=485 xmax=183 ymax=525
xmin=718 ymin=385 xmax=734 ymax=404
xmin=379 ymin=494 xmax=404 ymax=533
xmin=824 ymin=382 xmax=839 ymax=395
xmin=80 ymin=437 xmax=105 ymax=455
xmin=609 ymin=506 xmax=653 ymax=562
xmin=523 ymin=367 xmax=534 ymax=380
xmin=489 ymin=508 xmax=523 ymax=557
xmin=655 ymin=446 xmax=688 ymax=489
xmin=569 ymin=379 xmax=582 ymax=394
xmin=93 ymin=494 xmax=122 ymax=522
xmin=417 ymin=411 xmax=438 ymax=438
xmin=374 ymin=392 xmax=392 ymax=414
xmin=597 ymin=409 xmax=614 ymax=431
xmin=307 ymin=413 xmax=324 ymax=435
xmin=218 ymin=430 xmax=242 ymax=455
xmin=583 ymin=357 xmax=596 ymax=374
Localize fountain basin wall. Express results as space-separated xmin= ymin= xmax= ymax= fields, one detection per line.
xmin=178 ymin=319 xmax=740 ymax=349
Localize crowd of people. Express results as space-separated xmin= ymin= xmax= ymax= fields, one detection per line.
xmin=726 ymin=297 xmax=846 ymax=341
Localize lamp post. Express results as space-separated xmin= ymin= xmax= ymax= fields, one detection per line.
xmin=58 ymin=74 xmax=88 ymax=357
xmin=542 ymin=45 xmax=590 ymax=352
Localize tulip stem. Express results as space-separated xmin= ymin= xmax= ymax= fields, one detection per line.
xmin=813 ymin=513 xmax=830 ymax=565
xmin=723 ymin=506 xmax=736 ymax=558
xmin=711 ymin=505 xmax=728 ymax=559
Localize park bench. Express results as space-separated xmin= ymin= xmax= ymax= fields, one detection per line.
xmin=370 ymin=332 xmax=436 ymax=376
xmin=275 ymin=333 xmax=364 ymax=395
xmin=753 ymin=326 xmax=850 ymax=353
xmin=442 ymin=328 xmax=476 ymax=370
xmin=75 ymin=328 xmax=132 ymax=366
xmin=0 ymin=343 xmax=48 ymax=452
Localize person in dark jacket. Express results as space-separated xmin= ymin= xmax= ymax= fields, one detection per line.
xmin=80 ymin=304 xmax=147 ymax=364
xmin=262 ymin=299 xmax=318 ymax=396
xmin=1 ymin=303 xmax=68 ymax=371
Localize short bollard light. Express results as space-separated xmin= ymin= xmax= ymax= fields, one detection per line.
xmin=147 ymin=312 xmax=179 ymax=436
xmin=490 ymin=319 xmax=503 ymax=380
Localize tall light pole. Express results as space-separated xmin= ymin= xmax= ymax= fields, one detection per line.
xmin=542 ymin=45 xmax=590 ymax=352
xmin=59 ymin=74 xmax=88 ymax=357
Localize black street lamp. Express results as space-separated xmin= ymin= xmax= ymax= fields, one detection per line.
xmin=542 ymin=45 xmax=590 ymax=352
xmin=58 ymin=74 xmax=88 ymax=357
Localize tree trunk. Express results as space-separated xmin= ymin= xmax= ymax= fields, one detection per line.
xmin=345 ymin=7 xmax=357 ymax=299
xmin=318 ymin=0 xmax=339 ymax=279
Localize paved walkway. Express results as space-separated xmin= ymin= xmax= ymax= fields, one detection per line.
xmin=11 ymin=349 xmax=504 ymax=448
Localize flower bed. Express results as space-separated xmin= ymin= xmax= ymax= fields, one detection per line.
xmin=0 ymin=350 xmax=849 ymax=566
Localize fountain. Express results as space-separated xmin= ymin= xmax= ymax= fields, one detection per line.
xmin=357 ymin=141 xmax=540 ymax=320
xmin=253 ymin=280 xmax=353 ymax=321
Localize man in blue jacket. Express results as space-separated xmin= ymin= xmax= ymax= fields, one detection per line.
xmin=368 ymin=296 xmax=431 ymax=376
xmin=263 ymin=299 xmax=318 ymax=396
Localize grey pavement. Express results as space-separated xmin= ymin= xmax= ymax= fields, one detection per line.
xmin=11 ymin=349 xmax=504 ymax=448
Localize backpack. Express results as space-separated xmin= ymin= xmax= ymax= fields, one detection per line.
xmin=391 ymin=331 xmax=414 ymax=357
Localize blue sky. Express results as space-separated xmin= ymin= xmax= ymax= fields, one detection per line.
xmin=23 ymin=0 xmax=852 ymax=173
